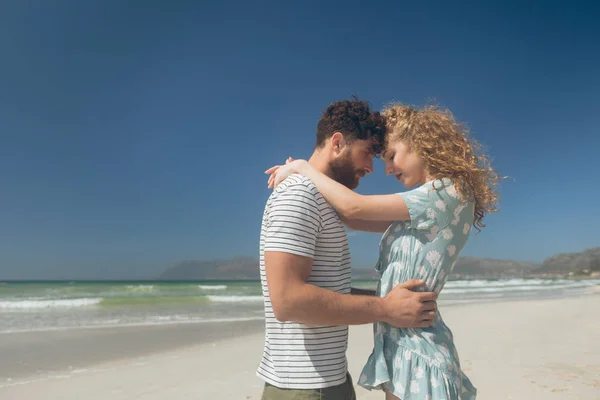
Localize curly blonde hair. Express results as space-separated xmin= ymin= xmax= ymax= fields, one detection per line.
xmin=383 ymin=104 xmax=501 ymax=231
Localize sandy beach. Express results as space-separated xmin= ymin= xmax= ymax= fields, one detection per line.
xmin=1 ymin=294 xmax=599 ymax=400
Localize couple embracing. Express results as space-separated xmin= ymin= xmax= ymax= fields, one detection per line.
xmin=257 ymin=97 xmax=499 ymax=400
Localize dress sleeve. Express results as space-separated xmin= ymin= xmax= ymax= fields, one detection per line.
xmin=397 ymin=183 xmax=446 ymax=230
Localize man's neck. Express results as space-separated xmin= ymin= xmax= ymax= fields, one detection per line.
xmin=308 ymin=149 xmax=333 ymax=178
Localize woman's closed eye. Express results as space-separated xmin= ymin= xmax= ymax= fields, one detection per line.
xmin=381 ymin=150 xmax=393 ymax=161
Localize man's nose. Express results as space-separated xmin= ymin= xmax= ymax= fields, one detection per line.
xmin=365 ymin=158 xmax=373 ymax=174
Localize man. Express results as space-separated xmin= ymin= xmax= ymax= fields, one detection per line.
xmin=257 ymin=97 xmax=438 ymax=399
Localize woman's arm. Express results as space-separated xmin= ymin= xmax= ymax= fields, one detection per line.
xmin=340 ymin=216 xmax=392 ymax=233
xmin=268 ymin=160 xmax=412 ymax=222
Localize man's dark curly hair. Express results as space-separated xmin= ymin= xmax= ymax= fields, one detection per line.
xmin=316 ymin=96 xmax=386 ymax=154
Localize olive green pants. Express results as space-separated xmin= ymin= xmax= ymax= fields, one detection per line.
xmin=261 ymin=374 xmax=356 ymax=400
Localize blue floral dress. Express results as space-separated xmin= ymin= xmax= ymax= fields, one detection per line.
xmin=357 ymin=179 xmax=477 ymax=400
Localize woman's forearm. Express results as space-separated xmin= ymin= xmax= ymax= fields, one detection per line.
xmin=297 ymin=161 xmax=362 ymax=219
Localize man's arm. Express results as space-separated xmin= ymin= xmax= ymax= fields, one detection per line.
xmin=350 ymin=287 xmax=377 ymax=296
xmin=265 ymin=251 xmax=436 ymax=327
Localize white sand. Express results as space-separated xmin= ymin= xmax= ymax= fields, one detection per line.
xmin=1 ymin=294 xmax=599 ymax=399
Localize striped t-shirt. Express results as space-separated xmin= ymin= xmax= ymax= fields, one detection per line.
xmin=256 ymin=174 xmax=352 ymax=389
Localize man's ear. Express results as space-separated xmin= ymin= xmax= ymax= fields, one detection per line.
xmin=330 ymin=132 xmax=346 ymax=154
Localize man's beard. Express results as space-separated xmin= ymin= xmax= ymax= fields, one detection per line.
xmin=329 ymin=153 xmax=361 ymax=189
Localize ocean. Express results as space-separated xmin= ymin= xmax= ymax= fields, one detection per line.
xmin=1 ymin=278 xmax=599 ymax=334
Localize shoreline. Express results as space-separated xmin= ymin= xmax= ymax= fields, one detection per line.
xmin=2 ymin=274 xmax=599 ymax=282
xmin=0 ymin=318 xmax=265 ymax=383
xmin=0 ymin=316 xmax=265 ymax=336
xmin=1 ymin=293 xmax=599 ymax=399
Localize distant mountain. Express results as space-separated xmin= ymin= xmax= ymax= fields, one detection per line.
xmin=158 ymin=256 xmax=379 ymax=280
xmin=531 ymin=247 xmax=600 ymax=278
xmin=450 ymin=257 xmax=538 ymax=279
xmin=159 ymin=257 xmax=258 ymax=280
xmin=158 ymin=248 xmax=600 ymax=281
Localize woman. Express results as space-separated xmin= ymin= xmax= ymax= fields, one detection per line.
xmin=265 ymin=104 xmax=500 ymax=399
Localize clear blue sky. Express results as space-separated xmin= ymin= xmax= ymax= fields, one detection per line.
xmin=1 ymin=1 xmax=598 ymax=279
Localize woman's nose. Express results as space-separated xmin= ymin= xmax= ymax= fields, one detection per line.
xmin=384 ymin=161 xmax=393 ymax=175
